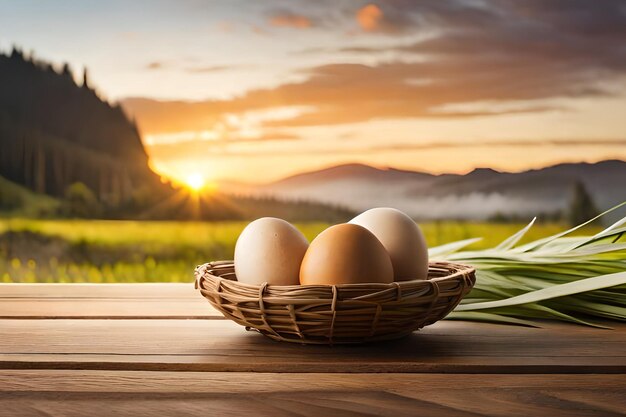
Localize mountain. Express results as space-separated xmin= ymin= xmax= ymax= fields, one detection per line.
xmin=226 ymin=160 xmax=626 ymax=221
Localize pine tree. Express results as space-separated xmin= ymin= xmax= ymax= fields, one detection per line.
xmin=568 ymin=180 xmax=599 ymax=226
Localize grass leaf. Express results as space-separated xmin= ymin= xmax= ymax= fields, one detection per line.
xmin=447 ymin=203 xmax=626 ymax=327
xmin=456 ymin=271 xmax=626 ymax=311
xmin=446 ymin=311 xmax=539 ymax=327
xmin=495 ymin=217 xmax=536 ymax=250
xmin=514 ymin=202 xmax=626 ymax=252
xmin=429 ymin=238 xmax=482 ymax=257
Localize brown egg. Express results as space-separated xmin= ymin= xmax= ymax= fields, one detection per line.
xmin=300 ymin=223 xmax=393 ymax=285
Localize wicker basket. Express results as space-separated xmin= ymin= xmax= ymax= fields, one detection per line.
xmin=195 ymin=261 xmax=475 ymax=345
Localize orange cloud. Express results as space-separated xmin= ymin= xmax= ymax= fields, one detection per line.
xmin=145 ymin=61 xmax=164 ymax=70
xmin=146 ymin=131 xmax=300 ymax=160
xmin=124 ymin=1 xmax=626 ymax=134
xmin=357 ymin=4 xmax=383 ymax=31
xmin=269 ymin=13 xmax=312 ymax=29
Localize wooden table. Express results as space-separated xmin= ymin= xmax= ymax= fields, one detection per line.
xmin=1 ymin=283 xmax=624 ymax=417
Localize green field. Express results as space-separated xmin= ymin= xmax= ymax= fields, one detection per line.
xmin=0 ymin=219 xmax=602 ymax=283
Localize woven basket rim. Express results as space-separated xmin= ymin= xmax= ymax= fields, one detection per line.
xmin=195 ymin=260 xmax=475 ymax=291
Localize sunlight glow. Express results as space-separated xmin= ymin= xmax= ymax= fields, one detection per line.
xmin=185 ymin=173 xmax=206 ymax=191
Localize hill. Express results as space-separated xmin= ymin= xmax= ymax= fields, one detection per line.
xmin=0 ymin=47 xmax=167 ymax=209
xmin=228 ymin=160 xmax=626 ymax=221
xmin=0 ymin=175 xmax=59 ymax=217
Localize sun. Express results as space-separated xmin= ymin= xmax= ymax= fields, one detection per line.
xmin=185 ymin=173 xmax=206 ymax=191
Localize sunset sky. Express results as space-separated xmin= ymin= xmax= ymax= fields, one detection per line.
xmin=1 ymin=0 xmax=625 ymax=184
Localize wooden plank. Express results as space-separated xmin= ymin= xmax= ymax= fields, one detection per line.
xmin=0 ymin=299 xmax=219 ymax=319
xmin=2 ymin=370 xmax=623 ymax=393
xmin=1 ymin=319 xmax=624 ymax=373
xmin=0 ymin=283 xmax=221 ymax=318
xmin=0 ymin=371 xmax=624 ymax=417
xmin=0 ymin=283 xmax=198 ymax=299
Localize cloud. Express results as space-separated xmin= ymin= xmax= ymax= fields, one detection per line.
xmin=290 ymin=46 xmax=329 ymax=55
xmin=143 ymin=62 xmax=251 ymax=73
xmin=352 ymin=2 xmax=418 ymax=34
xmin=251 ymin=25 xmax=270 ymax=36
xmin=148 ymin=138 xmax=626 ymax=160
xmin=367 ymin=139 xmax=626 ymax=153
xmin=356 ymin=4 xmax=383 ymax=31
xmin=146 ymin=131 xmax=301 ymax=160
xmin=186 ymin=65 xmax=231 ymax=73
xmin=145 ymin=61 xmax=164 ymax=70
xmin=126 ymin=0 xmax=626 ymax=132
xmin=337 ymin=45 xmax=380 ymax=54
xmin=268 ymin=11 xmax=313 ymax=29
xmin=185 ymin=64 xmax=252 ymax=73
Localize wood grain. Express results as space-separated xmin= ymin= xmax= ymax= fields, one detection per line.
xmin=0 ymin=283 xmax=220 ymax=318
xmin=1 ymin=319 xmax=624 ymax=373
xmin=0 ymin=371 xmax=624 ymax=417
xmin=2 ymin=370 xmax=624 ymax=393
xmin=0 ymin=283 xmax=198 ymax=298
xmin=0 ymin=299 xmax=219 ymax=319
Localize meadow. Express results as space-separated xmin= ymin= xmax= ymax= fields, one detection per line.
xmin=0 ymin=219 xmax=602 ymax=283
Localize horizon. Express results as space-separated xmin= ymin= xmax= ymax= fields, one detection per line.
xmin=214 ymin=158 xmax=625 ymax=186
xmin=2 ymin=1 xmax=626 ymax=184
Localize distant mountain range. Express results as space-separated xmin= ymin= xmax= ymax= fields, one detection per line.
xmin=222 ymin=160 xmax=626 ymax=221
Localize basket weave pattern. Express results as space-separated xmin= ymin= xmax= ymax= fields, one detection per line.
xmin=195 ymin=261 xmax=475 ymax=344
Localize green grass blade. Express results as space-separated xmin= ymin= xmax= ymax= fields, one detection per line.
xmin=429 ymin=238 xmax=482 ymax=257
xmin=514 ymin=202 xmax=626 ymax=253
xmin=445 ymin=311 xmax=539 ymax=327
xmin=495 ymin=217 xmax=536 ymax=250
xmin=456 ymin=271 xmax=626 ymax=312
xmin=567 ymin=224 xmax=626 ymax=250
